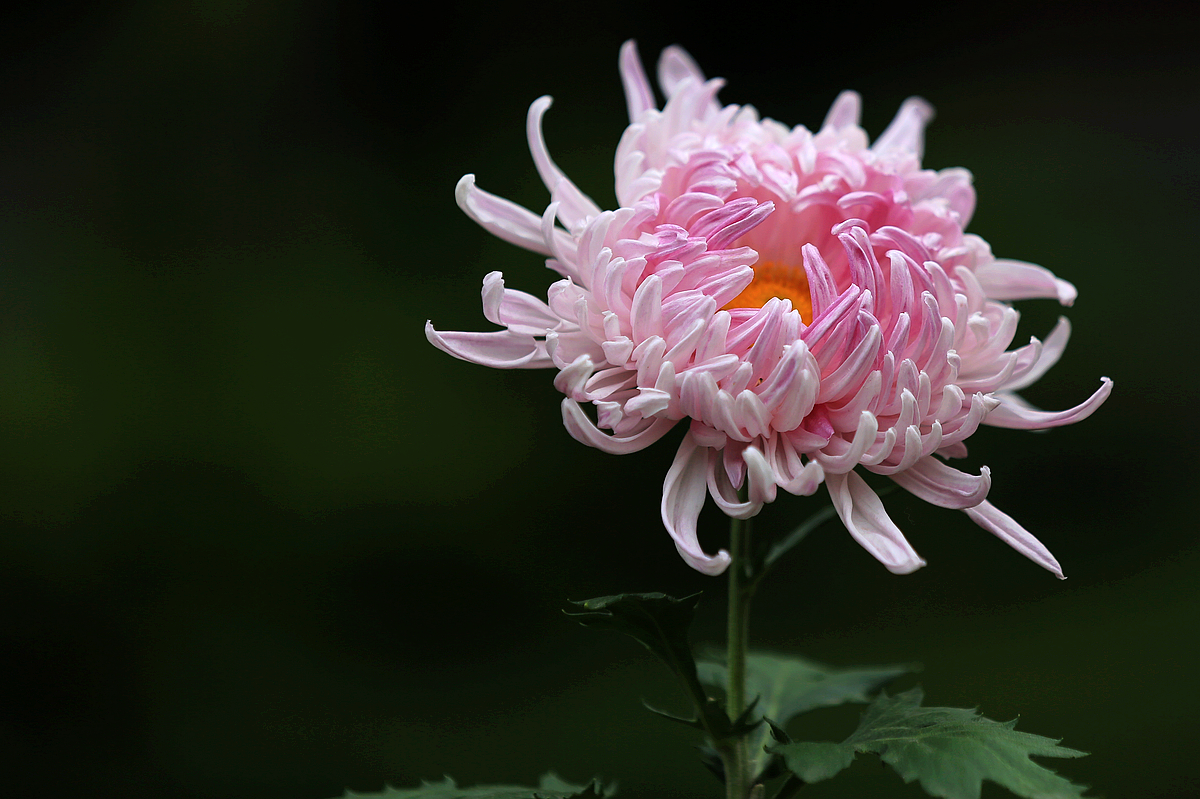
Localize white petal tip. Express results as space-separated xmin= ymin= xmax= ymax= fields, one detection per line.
xmin=527 ymin=96 xmax=553 ymax=125
xmin=885 ymin=557 xmax=927 ymax=575
xmin=687 ymin=549 xmax=731 ymax=576
xmin=1055 ymin=279 xmax=1078 ymax=306
xmin=454 ymin=174 xmax=475 ymax=205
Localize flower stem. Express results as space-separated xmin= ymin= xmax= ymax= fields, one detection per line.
xmin=725 ymin=510 xmax=753 ymax=799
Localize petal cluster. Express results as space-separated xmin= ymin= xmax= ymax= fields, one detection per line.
xmin=428 ymin=42 xmax=1111 ymax=577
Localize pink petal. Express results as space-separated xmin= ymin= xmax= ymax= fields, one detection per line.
xmin=871 ymin=97 xmax=935 ymax=158
xmin=706 ymin=447 xmax=761 ymax=520
xmin=561 ymin=398 xmax=677 ymax=454
xmin=526 ymin=97 xmax=601 ymax=230
xmin=827 ymin=471 xmax=926 ymax=574
xmin=630 ymin=274 xmax=664 ymax=342
xmin=425 ymin=321 xmax=552 ymax=369
xmin=455 ymin=175 xmax=552 ymax=256
xmin=778 ymin=458 xmax=824 ymax=496
xmin=985 ymin=378 xmax=1112 ymax=429
xmin=964 ymin=501 xmax=1064 ymax=578
xmin=743 ymin=444 xmax=778 ymax=506
xmin=974 ymin=259 xmax=1078 ymax=306
xmin=481 ymin=271 xmax=562 ymax=336
xmin=923 ymin=167 xmax=976 ymax=227
xmin=657 ymin=45 xmax=707 ymax=98
xmin=820 ymin=90 xmax=861 ymax=131
xmin=619 ymin=40 xmax=657 ymax=122
xmin=1002 ymin=316 xmax=1071 ymax=392
xmin=888 ymin=456 xmax=991 ymax=509
xmin=552 ymin=354 xmax=596 ymax=399
xmin=816 ymin=322 xmax=882 ymax=404
xmin=816 ymin=411 xmax=879 ymax=473
xmin=662 ymin=433 xmax=732 ymax=575
xmin=801 ymin=244 xmax=839 ymax=319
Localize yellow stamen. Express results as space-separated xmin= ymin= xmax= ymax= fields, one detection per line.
xmin=723 ymin=261 xmax=813 ymax=324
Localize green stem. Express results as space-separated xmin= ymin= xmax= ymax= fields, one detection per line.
xmin=727 ymin=511 xmax=749 ymax=719
xmin=725 ymin=510 xmax=753 ymax=799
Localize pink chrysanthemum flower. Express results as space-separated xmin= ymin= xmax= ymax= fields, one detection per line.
xmin=427 ymin=42 xmax=1111 ymax=577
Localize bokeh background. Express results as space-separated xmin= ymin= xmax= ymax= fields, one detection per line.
xmin=1 ymin=2 xmax=1196 ymax=797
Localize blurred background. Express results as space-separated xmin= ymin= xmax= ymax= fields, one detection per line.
xmin=0 ymin=2 xmax=1196 ymax=797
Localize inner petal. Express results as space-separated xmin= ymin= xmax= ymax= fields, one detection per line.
xmin=723 ymin=261 xmax=813 ymax=324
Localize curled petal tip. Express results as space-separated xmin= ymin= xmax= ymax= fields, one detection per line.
xmin=454 ymin=174 xmax=475 ymax=212
xmin=663 ymin=433 xmax=734 ymax=575
xmin=986 ymin=377 xmax=1112 ymax=430
xmin=683 ymin=548 xmax=732 ymax=576
xmin=885 ymin=557 xmax=927 ymax=576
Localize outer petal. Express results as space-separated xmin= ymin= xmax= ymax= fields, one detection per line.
xmin=657 ymin=45 xmax=707 ymax=98
xmin=820 ymin=90 xmax=861 ymax=132
xmin=481 ymin=271 xmax=562 ymax=335
xmin=871 ymin=97 xmax=935 ymax=159
xmin=985 ymin=378 xmax=1112 ymax=429
xmin=826 ymin=471 xmax=926 ymax=574
xmin=455 ymin=175 xmax=552 ymax=256
xmin=662 ymin=433 xmax=732 ymax=575
xmin=974 ymin=259 xmax=1078 ymax=306
xmin=743 ymin=445 xmax=779 ymax=506
xmin=561 ymin=399 xmax=677 ymax=454
xmin=888 ymin=456 xmax=991 ymax=509
xmin=619 ymin=40 xmax=657 ymax=122
xmin=965 ymin=500 xmax=1064 ymax=578
xmin=706 ymin=448 xmax=761 ymax=520
xmin=1001 ymin=316 xmax=1071 ymax=392
xmin=526 ymin=97 xmax=602 ymax=230
xmin=425 ymin=321 xmax=552 ymax=369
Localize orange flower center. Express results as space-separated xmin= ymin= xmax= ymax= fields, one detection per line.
xmin=722 ymin=261 xmax=813 ymax=324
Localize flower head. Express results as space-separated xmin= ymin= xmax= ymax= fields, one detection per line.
xmin=427 ymin=42 xmax=1111 ymax=577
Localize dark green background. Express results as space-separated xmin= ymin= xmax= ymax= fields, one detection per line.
xmin=1 ymin=2 xmax=1195 ymax=797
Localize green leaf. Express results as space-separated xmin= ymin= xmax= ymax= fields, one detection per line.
xmin=698 ymin=652 xmax=912 ymax=779
xmin=700 ymin=651 xmax=914 ymax=722
xmin=772 ymin=688 xmax=1089 ymax=799
xmin=566 ymin=593 xmax=714 ymax=718
xmin=336 ymin=773 xmax=610 ymax=799
xmin=565 ymin=593 xmax=701 ymax=685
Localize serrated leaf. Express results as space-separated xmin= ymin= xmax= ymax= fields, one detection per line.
xmin=566 ymin=593 xmax=714 ymax=726
xmin=700 ymin=652 xmax=914 ymax=722
xmin=336 ymin=772 xmax=609 ymax=799
xmin=771 ymin=688 xmax=1089 ymax=799
xmin=698 ymin=652 xmax=912 ymax=778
